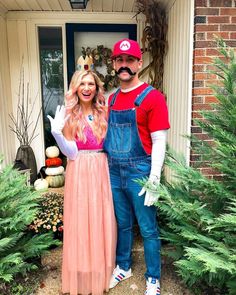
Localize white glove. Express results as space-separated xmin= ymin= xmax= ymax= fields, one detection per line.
xmin=138 ymin=130 xmax=167 ymax=206
xmin=47 ymin=105 xmax=70 ymax=135
xmin=138 ymin=174 xmax=160 ymax=206
xmin=47 ymin=105 xmax=78 ymax=160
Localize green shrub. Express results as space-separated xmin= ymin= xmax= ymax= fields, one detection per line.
xmin=0 ymin=159 xmax=60 ymax=283
xmin=147 ymin=39 xmax=236 ymax=294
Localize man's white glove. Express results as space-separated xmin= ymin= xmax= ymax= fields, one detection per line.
xmin=138 ymin=130 xmax=167 ymax=206
xmin=138 ymin=174 xmax=161 ymax=206
xmin=47 ymin=105 xmax=78 ymax=160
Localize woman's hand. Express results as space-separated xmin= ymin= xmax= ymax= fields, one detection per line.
xmin=47 ymin=105 xmax=70 ymax=135
xmin=47 ymin=105 xmax=78 ymax=160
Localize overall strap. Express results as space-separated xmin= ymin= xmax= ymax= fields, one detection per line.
xmin=134 ymin=85 xmax=154 ymax=106
xmin=110 ymin=88 xmax=121 ymax=107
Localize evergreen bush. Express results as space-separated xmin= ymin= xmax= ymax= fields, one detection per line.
xmin=151 ymin=39 xmax=236 ymax=294
xmin=0 ymin=159 xmax=60 ymax=283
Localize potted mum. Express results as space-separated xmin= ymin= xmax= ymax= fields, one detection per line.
xmin=29 ymin=192 xmax=64 ymax=240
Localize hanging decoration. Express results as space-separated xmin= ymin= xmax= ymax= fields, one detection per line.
xmin=80 ymin=45 xmax=120 ymax=91
xmin=136 ymin=0 xmax=168 ymax=91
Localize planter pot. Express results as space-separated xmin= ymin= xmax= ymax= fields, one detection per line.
xmin=15 ymin=145 xmax=37 ymax=184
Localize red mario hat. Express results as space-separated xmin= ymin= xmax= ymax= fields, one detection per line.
xmin=111 ymin=38 xmax=142 ymax=60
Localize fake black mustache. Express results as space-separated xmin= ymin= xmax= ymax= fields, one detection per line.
xmin=115 ymin=67 xmax=136 ymax=76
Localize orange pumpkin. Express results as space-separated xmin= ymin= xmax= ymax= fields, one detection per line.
xmin=45 ymin=157 xmax=62 ymax=167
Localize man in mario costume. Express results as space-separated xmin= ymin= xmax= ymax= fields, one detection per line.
xmin=103 ymin=38 xmax=170 ymax=295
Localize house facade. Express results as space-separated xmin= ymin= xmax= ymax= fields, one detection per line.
xmin=192 ymin=0 xmax=236 ymax=177
xmin=0 ymin=0 xmax=235 ymax=179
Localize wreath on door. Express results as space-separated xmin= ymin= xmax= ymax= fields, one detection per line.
xmin=81 ymin=45 xmax=119 ymax=91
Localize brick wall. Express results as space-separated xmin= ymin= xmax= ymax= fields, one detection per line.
xmin=192 ymin=0 xmax=236 ymax=177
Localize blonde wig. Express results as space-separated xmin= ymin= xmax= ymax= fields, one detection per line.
xmin=63 ymin=70 xmax=107 ymax=143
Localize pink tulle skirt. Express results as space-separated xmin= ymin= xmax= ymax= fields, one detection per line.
xmin=62 ymin=151 xmax=117 ymax=295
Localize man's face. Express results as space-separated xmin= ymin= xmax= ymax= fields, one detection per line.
xmin=113 ymin=54 xmax=142 ymax=82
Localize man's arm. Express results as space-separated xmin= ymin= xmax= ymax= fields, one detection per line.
xmin=138 ymin=129 xmax=167 ymax=206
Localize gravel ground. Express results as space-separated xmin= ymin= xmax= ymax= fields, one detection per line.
xmin=35 ymin=236 xmax=193 ymax=295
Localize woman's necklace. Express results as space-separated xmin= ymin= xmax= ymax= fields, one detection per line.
xmin=87 ymin=114 xmax=94 ymax=121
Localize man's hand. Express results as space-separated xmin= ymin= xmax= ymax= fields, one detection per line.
xmin=138 ymin=175 xmax=160 ymax=206
xmin=47 ymin=105 xmax=70 ymax=135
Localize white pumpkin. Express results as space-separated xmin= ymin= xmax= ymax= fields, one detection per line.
xmin=45 ymin=166 xmax=64 ymax=176
xmin=34 ymin=178 xmax=49 ymax=191
xmin=45 ymin=146 xmax=60 ymax=158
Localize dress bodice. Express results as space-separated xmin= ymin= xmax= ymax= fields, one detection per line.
xmin=76 ymin=125 xmax=104 ymax=150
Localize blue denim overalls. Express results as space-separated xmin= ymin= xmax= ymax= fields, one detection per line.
xmin=104 ymin=85 xmax=161 ymax=280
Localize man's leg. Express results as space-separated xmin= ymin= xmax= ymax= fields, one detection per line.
xmin=126 ymin=178 xmax=161 ymax=295
xmin=134 ymin=196 xmax=161 ymax=279
xmin=109 ymin=164 xmax=134 ymax=288
xmin=109 ymin=164 xmax=135 ymax=270
xmin=125 ymin=162 xmax=161 ymax=280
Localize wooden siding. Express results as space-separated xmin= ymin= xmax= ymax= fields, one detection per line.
xmin=0 ymin=0 xmax=138 ymax=13
xmin=0 ymin=15 xmax=14 ymax=167
xmin=163 ymin=0 xmax=194 ymax=166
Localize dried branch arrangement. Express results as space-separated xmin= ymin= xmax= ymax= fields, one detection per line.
xmin=136 ymin=0 xmax=168 ymax=91
xmin=9 ymin=64 xmax=42 ymax=146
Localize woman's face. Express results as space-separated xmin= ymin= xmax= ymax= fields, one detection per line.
xmin=77 ymin=74 xmax=97 ymax=105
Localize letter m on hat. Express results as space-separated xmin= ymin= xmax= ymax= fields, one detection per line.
xmin=120 ymin=40 xmax=131 ymax=51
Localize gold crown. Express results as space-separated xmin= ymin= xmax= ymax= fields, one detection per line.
xmin=76 ymin=55 xmax=94 ymax=71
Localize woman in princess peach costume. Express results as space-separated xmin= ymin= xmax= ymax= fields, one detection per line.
xmin=48 ymin=70 xmax=117 ymax=295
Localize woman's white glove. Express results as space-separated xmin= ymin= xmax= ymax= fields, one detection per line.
xmin=138 ymin=130 xmax=167 ymax=206
xmin=47 ymin=105 xmax=69 ymax=135
xmin=47 ymin=105 xmax=78 ymax=160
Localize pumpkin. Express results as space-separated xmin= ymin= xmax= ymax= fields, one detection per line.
xmin=45 ymin=166 xmax=64 ymax=176
xmin=34 ymin=178 xmax=49 ymax=191
xmin=45 ymin=146 xmax=60 ymax=158
xmin=46 ymin=175 xmax=65 ymax=188
xmin=45 ymin=157 xmax=62 ymax=167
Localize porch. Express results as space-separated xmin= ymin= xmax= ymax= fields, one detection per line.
xmin=0 ymin=0 xmax=193 ymax=176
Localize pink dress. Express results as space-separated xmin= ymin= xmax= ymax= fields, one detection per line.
xmin=62 ymin=125 xmax=117 ymax=295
